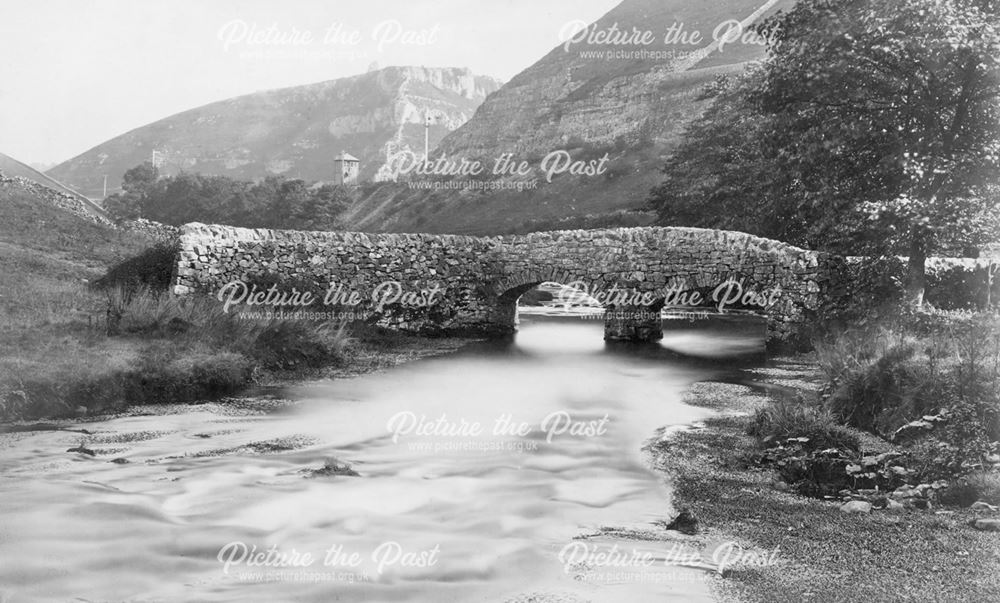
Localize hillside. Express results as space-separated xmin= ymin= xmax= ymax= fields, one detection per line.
xmin=48 ymin=66 xmax=502 ymax=198
xmin=343 ymin=0 xmax=796 ymax=235
xmin=0 ymin=152 xmax=109 ymax=220
xmin=0 ymin=178 xmax=153 ymax=331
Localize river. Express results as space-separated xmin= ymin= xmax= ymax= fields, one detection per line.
xmin=0 ymin=313 xmax=764 ymax=602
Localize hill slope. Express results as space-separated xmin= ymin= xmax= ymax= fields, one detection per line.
xmin=48 ymin=67 xmax=502 ymax=198
xmin=0 ymin=152 xmax=109 ymax=221
xmin=344 ymin=0 xmax=796 ymax=235
xmin=0 ymin=178 xmax=152 ymax=330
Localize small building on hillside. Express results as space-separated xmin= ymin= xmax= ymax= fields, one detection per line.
xmin=334 ymin=151 xmax=359 ymax=186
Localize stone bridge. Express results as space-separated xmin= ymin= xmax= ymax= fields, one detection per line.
xmin=173 ymin=224 xmax=837 ymax=346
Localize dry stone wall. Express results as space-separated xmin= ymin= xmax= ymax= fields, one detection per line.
xmin=174 ymin=223 xmax=838 ymax=343
xmin=173 ymin=223 xmax=510 ymax=333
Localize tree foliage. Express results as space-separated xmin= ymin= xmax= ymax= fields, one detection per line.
xmin=650 ymin=0 xmax=1000 ymax=304
xmin=103 ymin=166 xmax=352 ymax=231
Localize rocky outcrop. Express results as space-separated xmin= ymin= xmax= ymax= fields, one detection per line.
xmin=345 ymin=0 xmax=799 ymax=234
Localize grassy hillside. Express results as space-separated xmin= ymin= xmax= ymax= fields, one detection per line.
xmin=0 ymin=182 xmax=150 ymax=330
xmin=0 ymin=152 xmax=90 ymax=200
xmin=0 ymin=182 xmax=447 ymax=421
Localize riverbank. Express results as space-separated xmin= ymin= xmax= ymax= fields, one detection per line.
xmin=654 ymin=357 xmax=1000 ymax=602
xmin=0 ymin=312 xmax=473 ymax=424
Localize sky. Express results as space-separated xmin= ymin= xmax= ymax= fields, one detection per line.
xmin=0 ymin=0 xmax=619 ymax=166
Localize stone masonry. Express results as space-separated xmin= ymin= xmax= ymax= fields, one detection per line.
xmin=173 ymin=223 xmax=836 ymax=345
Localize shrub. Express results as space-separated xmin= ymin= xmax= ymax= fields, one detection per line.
xmin=823 ymin=339 xmax=939 ymax=435
xmin=112 ymin=289 xmax=351 ymax=370
xmin=939 ymin=471 xmax=1000 ymax=507
xmin=124 ymin=345 xmax=252 ymax=404
xmin=248 ymin=320 xmax=348 ymax=370
xmin=817 ymin=315 xmax=1000 ymax=440
xmin=93 ymin=241 xmax=179 ymax=294
xmin=748 ymin=394 xmax=861 ymax=451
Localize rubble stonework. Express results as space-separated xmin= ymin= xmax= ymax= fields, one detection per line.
xmin=0 ymin=172 xmax=114 ymax=228
xmin=173 ymin=223 xmax=837 ymax=343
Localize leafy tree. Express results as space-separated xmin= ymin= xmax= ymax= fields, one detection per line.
xmin=121 ymin=162 xmax=159 ymax=196
xmin=103 ymin=191 xmax=142 ymax=221
xmin=650 ymin=0 xmax=1000 ymax=306
xmin=294 ymin=183 xmax=351 ymax=230
xmin=649 ymin=73 xmax=828 ymax=248
xmin=109 ymin=167 xmax=352 ymax=230
xmin=103 ymin=161 xmax=159 ymax=221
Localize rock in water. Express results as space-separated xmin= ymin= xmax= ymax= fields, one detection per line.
xmin=970 ymin=501 xmax=999 ymax=512
xmin=840 ymin=500 xmax=873 ymax=514
xmin=664 ymin=509 xmax=699 ymax=535
xmin=307 ymin=458 xmax=360 ymax=478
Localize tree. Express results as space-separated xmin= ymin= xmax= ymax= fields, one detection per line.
xmin=102 ymin=191 xmax=142 ymax=221
xmin=650 ymin=0 xmax=1000 ymax=306
xmin=294 ymin=183 xmax=351 ymax=230
xmin=757 ymin=0 xmax=1000 ymax=305
xmin=105 ymin=162 xmax=354 ymax=230
xmin=649 ymin=73 xmax=827 ymax=248
xmin=103 ymin=161 xmax=159 ymax=221
xmin=121 ymin=162 xmax=159 ymax=196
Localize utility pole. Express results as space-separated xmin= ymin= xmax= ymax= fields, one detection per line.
xmin=424 ymin=112 xmax=431 ymax=162
xmin=103 ymin=174 xmax=107 ymax=198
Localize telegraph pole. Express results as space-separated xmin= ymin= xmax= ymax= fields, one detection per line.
xmin=424 ymin=112 xmax=431 ymax=162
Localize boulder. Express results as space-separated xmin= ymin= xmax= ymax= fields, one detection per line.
xmin=970 ymin=501 xmax=999 ymax=512
xmin=885 ymin=499 xmax=905 ymax=511
xmin=840 ymin=500 xmax=873 ymax=514
xmin=970 ymin=519 xmax=1000 ymax=532
xmin=664 ymin=508 xmax=699 ymax=535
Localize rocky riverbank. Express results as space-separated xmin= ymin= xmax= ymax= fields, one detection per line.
xmin=653 ymin=358 xmax=1000 ymax=602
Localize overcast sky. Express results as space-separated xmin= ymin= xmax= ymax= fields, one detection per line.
xmin=0 ymin=0 xmax=618 ymax=166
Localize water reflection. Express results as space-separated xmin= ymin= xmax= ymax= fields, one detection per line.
xmin=0 ymin=314 xmax=763 ymax=602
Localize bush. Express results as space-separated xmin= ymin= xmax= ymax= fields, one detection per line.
xmin=823 ymin=339 xmax=938 ymax=435
xmin=93 ymin=241 xmax=179 ymax=294
xmin=125 ymin=345 xmax=252 ymax=404
xmin=248 ymin=321 xmax=348 ymax=370
xmin=939 ymin=471 xmax=1000 ymax=507
xmin=112 ymin=289 xmax=351 ymax=369
xmin=817 ymin=316 xmax=1000 ymax=440
xmin=748 ymin=394 xmax=861 ymax=451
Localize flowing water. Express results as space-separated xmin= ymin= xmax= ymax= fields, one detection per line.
xmin=0 ymin=313 xmax=764 ymax=602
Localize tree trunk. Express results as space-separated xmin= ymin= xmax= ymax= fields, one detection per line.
xmin=904 ymin=236 xmax=927 ymax=309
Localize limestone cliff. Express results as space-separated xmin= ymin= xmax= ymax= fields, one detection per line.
xmin=345 ymin=0 xmax=797 ymax=235
xmin=48 ymin=66 xmax=502 ymax=197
